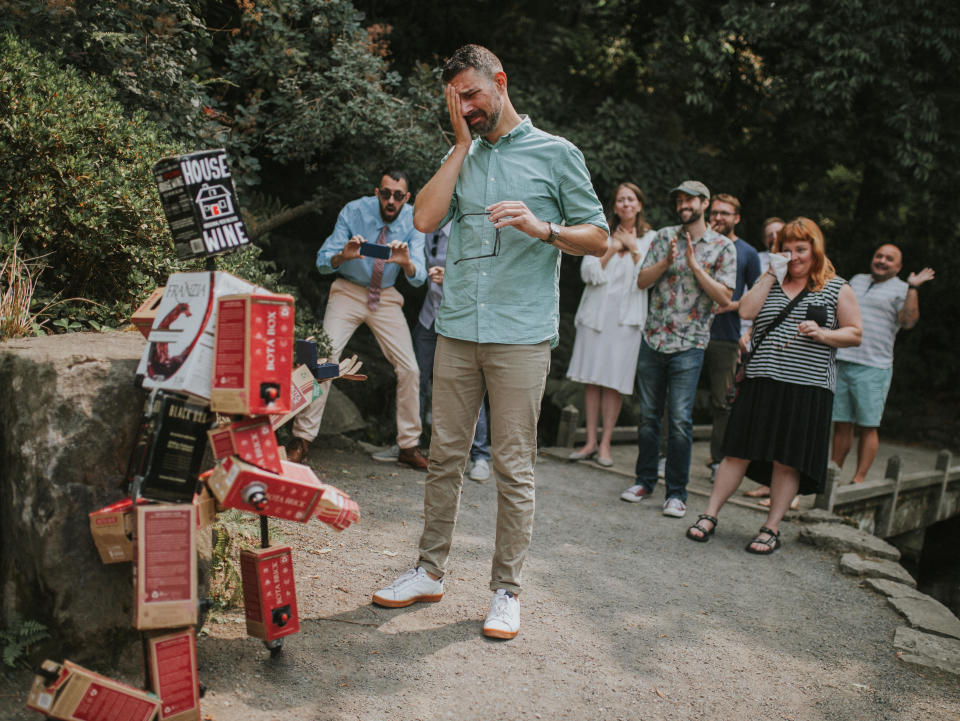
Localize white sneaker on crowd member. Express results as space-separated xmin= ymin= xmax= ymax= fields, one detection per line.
xmin=658 ymin=456 xmax=667 ymax=478
xmin=662 ymin=498 xmax=687 ymax=518
xmin=482 ymin=589 xmax=520 ymax=640
xmin=371 ymin=444 xmax=400 ymax=462
xmin=371 ymin=567 xmax=443 ymax=608
xmin=620 ymin=485 xmax=650 ymax=503
xmin=468 ymin=458 xmax=491 ymax=482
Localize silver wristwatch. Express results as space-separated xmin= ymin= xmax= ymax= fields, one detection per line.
xmin=543 ymin=221 xmax=561 ymax=245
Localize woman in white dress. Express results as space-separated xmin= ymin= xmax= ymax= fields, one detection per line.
xmin=567 ymin=182 xmax=655 ymax=466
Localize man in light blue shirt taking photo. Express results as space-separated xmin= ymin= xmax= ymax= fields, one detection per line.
xmin=372 ymin=44 xmax=608 ymax=640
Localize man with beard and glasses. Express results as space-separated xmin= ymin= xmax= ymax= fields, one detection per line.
xmin=703 ymin=193 xmax=761 ymax=479
xmin=619 ymin=180 xmax=736 ymax=517
xmin=285 ymin=170 xmax=429 ymax=470
xmin=830 ymin=244 xmax=934 ymax=484
xmin=372 ymin=44 xmax=608 ymax=640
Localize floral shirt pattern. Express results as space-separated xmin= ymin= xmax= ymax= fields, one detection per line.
xmin=641 ymin=225 xmax=736 ymax=352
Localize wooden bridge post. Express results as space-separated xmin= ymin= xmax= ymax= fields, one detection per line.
xmin=556 ymin=404 xmax=580 ymax=449
xmin=935 ymin=450 xmax=952 ymax=524
xmin=816 ymin=463 xmax=839 ymax=512
xmin=880 ymin=455 xmax=902 ymax=537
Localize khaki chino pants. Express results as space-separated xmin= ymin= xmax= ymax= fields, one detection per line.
xmin=417 ymin=335 xmax=550 ymax=596
xmin=292 ymin=278 xmax=421 ymax=448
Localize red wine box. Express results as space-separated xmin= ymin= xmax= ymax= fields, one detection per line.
xmin=207 ymin=416 xmax=283 ymax=474
xmin=26 ymin=659 xmax=160 ymax=721
xmin=205 ymin=457 xmax=323 ymax=522
xmin=240 ymin=545 xmax=300 ymax=642
xmin=133 ymin=505 xmax=197 ymax=630
xmin=131 ymin=287 xmax=166 ymax=339
xmin=210 ymin=293 xmax=295 ymax=415
xmin=88 ymin=498 xmax=137 ymax=564
xmin=270 ymin=364 xmax=320 ymax=430
xmin=143 ymin=628 xmax=200 ymax=721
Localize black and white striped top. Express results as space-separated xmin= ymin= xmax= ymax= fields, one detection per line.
xmin=747 ymin=276 xmax=847 ymax=392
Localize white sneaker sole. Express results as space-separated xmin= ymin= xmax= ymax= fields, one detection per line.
xmin=620 ymin=492 xmax=647 ymax=503
xmin=482 ymin=625 xmax=519 ymax=640
xmin=662 ymin=508 xmax=687 ymax=518
xmin=371 ymin=591 xmax=443 ymax=608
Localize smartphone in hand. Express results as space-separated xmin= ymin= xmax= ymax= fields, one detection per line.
xmin=359 ymin=242 xmax=391 ymax=260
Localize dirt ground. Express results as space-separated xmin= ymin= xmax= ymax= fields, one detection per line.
xmin=3 ymin=441 xmax=959 ymax=721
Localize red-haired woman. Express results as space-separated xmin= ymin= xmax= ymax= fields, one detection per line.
xmin=686 ymin=217 xmax=861 ymax=553
xmin=567 ymin=182 xmax=655 ymax=466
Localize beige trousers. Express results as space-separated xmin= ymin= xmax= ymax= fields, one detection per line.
xmin=417 ymin=335 xmax=550 ymax=595
xmin=292 ymin=278 xmax=421 ymax=448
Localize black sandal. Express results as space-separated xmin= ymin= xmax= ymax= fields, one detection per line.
xmin=745 ymin=526 xmax=781 ymax=555
xmin=686 ymin=514 xmax=718 ymax=543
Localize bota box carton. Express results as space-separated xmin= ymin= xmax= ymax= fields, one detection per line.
xmin=26 ymin=659 xmax=160 ymax=721
xmin=239 ymin=545 xmax=300 ymax=642
xmin=205 ymin=457 xmax=323 ymax=522
xmin=208 ymin=416 xmax=282 ymax=474
xmin=131 ymin=287 xmax=166 ymax=339
xmin=210 ymin=293 xmax=295 ymax=415
xmin=270 ymin=364 xmax=320 ymax=430
xmin=88 ymin=498 xmax=138 ymax=564
xmin=126 ymin=390 xmax=212 ymax=503
xmin=153 ymin=149 xmax=251 ymax=260
xmin=136 ymin=271 xmax=262 ymax=400
xmin=143 ymin=628 xmax=200 ymax=721
xmin=133 ymin=505 xmax=197 ymax=630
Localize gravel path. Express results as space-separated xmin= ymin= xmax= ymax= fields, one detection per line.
xmin=3 ymin=444 xmax=958 ymax=721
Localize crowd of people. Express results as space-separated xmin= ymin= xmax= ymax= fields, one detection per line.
xmin=285 ymin=43 xmax=934 ymax=641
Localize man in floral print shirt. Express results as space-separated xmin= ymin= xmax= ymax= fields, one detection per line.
xmin=620 ymin=180 xmax=736 ymax=517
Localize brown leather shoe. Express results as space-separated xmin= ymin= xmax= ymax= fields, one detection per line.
xmin=397 ymin=445 xmax=428 ymax=471
xmin=285 ymin=437 xmax=310 ymax=464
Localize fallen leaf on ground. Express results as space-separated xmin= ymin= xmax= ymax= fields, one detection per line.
xmin=382 ymin=550 xmax=397 ymax=557
xmin=654 ymin=687 xmax=665 ymax=699
xmin=335 ymin=586 xmax=349 ymax=593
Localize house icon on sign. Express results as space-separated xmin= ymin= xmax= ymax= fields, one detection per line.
xmin=195 ymin=183 xmax=235 ymax=220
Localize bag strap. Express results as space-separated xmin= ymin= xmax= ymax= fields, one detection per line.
xmin=743 ymin=286 xmax=809 ymax=366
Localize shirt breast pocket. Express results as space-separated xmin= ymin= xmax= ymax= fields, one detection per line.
xmin=505 ymin=179 xmax=557 ymax=220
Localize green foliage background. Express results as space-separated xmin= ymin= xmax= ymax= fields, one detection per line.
xmin=1 ymin=0 xmax=957 ymax=446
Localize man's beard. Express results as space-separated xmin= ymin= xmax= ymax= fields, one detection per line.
xmin=467 ymin=101 xmax=503 ymax=137
xmin=679 ymin=207 xmax=702 ymax=225
xmin=380 ymin=204 xmax=400 ymax=223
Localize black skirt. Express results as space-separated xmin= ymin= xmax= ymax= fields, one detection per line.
xmin=721 ymin=377 xmax=834 ymax=495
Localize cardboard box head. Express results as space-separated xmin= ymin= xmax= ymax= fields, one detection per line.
xmin=133 ymin=505 xmax=197 ymax=630
xmin=210 ymin=293 xmax=295 ymax=415
xmin=143 ymin=628 xmax=200 ymax=721
xmin=208 ymin=416 xmax=282 ymax=474
xmin=153 ymin=149 xmax=251 ymax=260
xmin=205 ymin=458 xmax=323 ymax=522
xmin=26 ymin=659 xmax=160 ymax=721
xmin=136 ymin=271 xmax=262 ymax=400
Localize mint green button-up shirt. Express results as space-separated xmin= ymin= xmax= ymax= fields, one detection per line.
xmin=435 ymin=117 xmax=608 ymax=348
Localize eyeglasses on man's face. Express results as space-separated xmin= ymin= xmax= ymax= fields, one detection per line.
xmin=377 ymin=188 xmax=407 ymax=202
xmin=454 ymin=211 xmax=500 ymax=264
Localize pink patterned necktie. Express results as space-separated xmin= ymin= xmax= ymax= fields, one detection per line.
xmin=367 ymin=225 xmax=388 ymax=310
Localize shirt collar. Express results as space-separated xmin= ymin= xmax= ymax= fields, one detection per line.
xmin=478 ymin=115 xmax=533 ymax=148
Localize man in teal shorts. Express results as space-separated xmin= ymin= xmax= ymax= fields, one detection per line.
xmin=831 ymin=244 xmax=934 ymax=483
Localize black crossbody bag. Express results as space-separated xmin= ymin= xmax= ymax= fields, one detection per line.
xmin=726 ymin=287 xmax=810 ymax=406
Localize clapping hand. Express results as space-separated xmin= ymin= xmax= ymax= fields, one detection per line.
xmin=683 ymin=231 xmax=700 ymax=271
xmin=428 ymin=266 xmax=445 ymax=286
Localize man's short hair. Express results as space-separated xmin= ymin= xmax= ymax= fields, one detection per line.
xmin=441 ymin=44 xmax=503 ymax=83
xmin=381 ymin=169 xmax=410 ymax=192
xmin=712 ymin=193 xmax=741 ymax=214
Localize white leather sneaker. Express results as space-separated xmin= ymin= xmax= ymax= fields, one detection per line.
xmin=468 ymin=458 xmax=491 ymax=482
xmin=482 ymin=589 xmax=520 ymax=640
xmin=372 ymin=567 xmax=444 ymax=608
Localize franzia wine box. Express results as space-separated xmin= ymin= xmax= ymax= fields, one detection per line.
xmin=210 ymin=293 xmax=295 ymax=415
xmin=26 ymin=659 xmax=160 ymax=721
xmin=136 ymin=271 xmax=262 ymax=400
xmin=143 ymin=628 xmax=200 ymax=721
xmin=133 ymin=505 xmax=197 ymax=630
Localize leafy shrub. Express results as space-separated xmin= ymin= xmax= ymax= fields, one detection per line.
xmin=0 ymin=33 xmax=186 ymax=328
xmin=1 ymin=614 xmax=49 ymax=669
